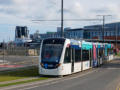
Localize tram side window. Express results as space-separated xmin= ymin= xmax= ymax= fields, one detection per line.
xmin=82 ymin=50 xmax=89 ymax=61
xmin=64 ymin=48 xmax=71 ymax=63
xmin=75 ymin=49 xmax=81 ymax=62
xmin=99 ymin=49 xmax=103 ymax=57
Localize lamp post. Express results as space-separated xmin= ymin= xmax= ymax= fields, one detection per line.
xmin=97 ymin=15 xmax=112 ymax=63
xmin=97 ymin=15 xmax=112 ymax=42
xmin=61 ymin=0 xmax=64 ymax=37
xmin=3 ymin=39 xmax=5 ymax=64
xmin=115 ymin=23 xmax=118 ymax=49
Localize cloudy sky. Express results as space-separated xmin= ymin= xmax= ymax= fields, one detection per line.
xmin=0 ymin=0 xmax=120 ymax=42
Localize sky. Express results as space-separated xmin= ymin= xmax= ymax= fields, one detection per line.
xmin=0 ymin=0 xmax=120 ymax=42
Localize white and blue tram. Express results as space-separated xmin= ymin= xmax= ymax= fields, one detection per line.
xmin=39 ymin=38 xmax=114 ymax=76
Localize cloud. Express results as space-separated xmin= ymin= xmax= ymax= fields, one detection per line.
xmin=0 ymin=0 xmax=120 ymax=21
xmin=90 ymin=3 xmax=120 ymax=23
xmin=0 ymin=0 xmax=120 ymax=41
xmin=0 ymin=0 xmax=13 ymax=5
xmin=106 ymin=4 xmax=120 ymax=19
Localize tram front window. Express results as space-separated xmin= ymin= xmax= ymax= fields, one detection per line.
xmin=41 ymin=44 xmax=63 ymax=63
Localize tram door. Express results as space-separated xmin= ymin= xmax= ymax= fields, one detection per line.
xmin=71 ymin=48 xmax=75 ymax=73
xmin=90 ymin=49 xmax=92 ymax=67
xmin=97 ymin=48 xmax=100 ymax=66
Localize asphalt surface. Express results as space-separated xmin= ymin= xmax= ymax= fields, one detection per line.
xmin=2 ymin=58 xmax=120 ymax=90
xmin=0 ymin=56 xmax=39 ymax=70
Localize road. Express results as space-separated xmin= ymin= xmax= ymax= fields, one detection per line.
xmin=0 ymin=56 xmax=38 ymax=65
xmin=0 ymin=56 xmax=39 ymax=69
xmin=1 ymin=58 xmax=120 ymax=90
xmin=0 ymin=55 xmax=39 ymax=71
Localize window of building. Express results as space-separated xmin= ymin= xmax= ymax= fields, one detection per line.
xmin=92 ymin=32 xmax=94 ymax=37
xmin=119 ymin=31 xmax=120 ymax=36
xmin=93 ymin=32 xmax=96 ymax=37
xmin=106 ymin=32 xmax=107 ymax=36
xmin=99 ymin=32 xmax=102 ymax=36
xmin=95 ymin=32 xmax=97 ymax=36
xmin=111 ymin=32 xmax=114 ymax=36
xmin=113 ymin=32 xmax=115 ymax=36
xmin=107 ymin=32 xmax=110 ymax=36
xmin=109 ymin=32 xmax=111 ymax=36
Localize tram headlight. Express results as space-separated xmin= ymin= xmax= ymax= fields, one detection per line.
xmin=56 ymin=63 xmax=61 ymax=67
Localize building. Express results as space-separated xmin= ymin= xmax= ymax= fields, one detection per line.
xmin=15 ymin=26 xmax=29 ymax=38
xmin=28 ymin=22 xmax=120 ymax=49
xmin=38 ymin=32 xmax=61 ymax=39
xmin=14 ymin=26 xmax=32 ymax=46
xmin=29 ymin=22 xmax=120 ymax=48
xmin=30 ymin=22 xmax=120 ymax=40
xmin=84 ymin=22 xmax=120 ymax=40
xmin=30 ymin=30 xmax=41 ymax=41
xmin=64 ymin=28 xmax=84 ymax=39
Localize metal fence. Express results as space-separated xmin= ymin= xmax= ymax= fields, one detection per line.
xmin=0 ymin=46 xmax=40 ymax=56
xmin=0 ymin=45 xmax=40 ymax=66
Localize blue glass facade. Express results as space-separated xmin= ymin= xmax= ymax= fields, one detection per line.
xmin=84 ymin=22 xmax=120 ymax=39
xmin=30 ymin=22 xmax=120 ymax=40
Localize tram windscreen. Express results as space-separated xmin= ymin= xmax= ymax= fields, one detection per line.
xmin=42 ymin=44 xmax=63 ymax=63
xmin=41 ymin=38 xmax=65 ymax=63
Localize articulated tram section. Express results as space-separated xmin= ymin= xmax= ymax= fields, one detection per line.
xmin=39 ymin=38 xmax=114 ymax=76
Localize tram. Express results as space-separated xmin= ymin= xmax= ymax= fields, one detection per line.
xmin=39 ymin=38 xmax=114 ymax=76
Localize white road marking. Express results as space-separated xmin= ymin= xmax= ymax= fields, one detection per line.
xmin=0 ymin=60 xmax=8 ymax=63
xmin=107 ymin=68 xmax=120 ymax=70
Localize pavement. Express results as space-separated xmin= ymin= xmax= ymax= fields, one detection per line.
xmin=0 ymin=58 xmax=120 ymax=90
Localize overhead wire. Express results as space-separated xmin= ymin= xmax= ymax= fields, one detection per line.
xmin=31 ymin=19 xmax=103 ymax=22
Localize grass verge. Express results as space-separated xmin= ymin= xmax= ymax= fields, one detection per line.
xmin=0 ymin=78 xmax=48 ymax=87
xmin=0 ymin=66 xmax=44 ymax=82
xmin=117 ymin=52 xmax=120 ymax=57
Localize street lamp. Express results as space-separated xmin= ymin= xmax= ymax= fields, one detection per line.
xmin=115 ymin=23 xmax=118 ymax=49
xmin=61 ymin=0 xmax=64 ymax=37
xmin=3 ymin=39 xmax=5 ymax=64
xmin=97 ymin=15 xmax=112 ymax=63
xmin=97 ymin=15 xmax=112 ymax=42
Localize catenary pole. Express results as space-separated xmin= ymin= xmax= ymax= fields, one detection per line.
xmin=61 ymin=0 xmax=64 ymax=37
